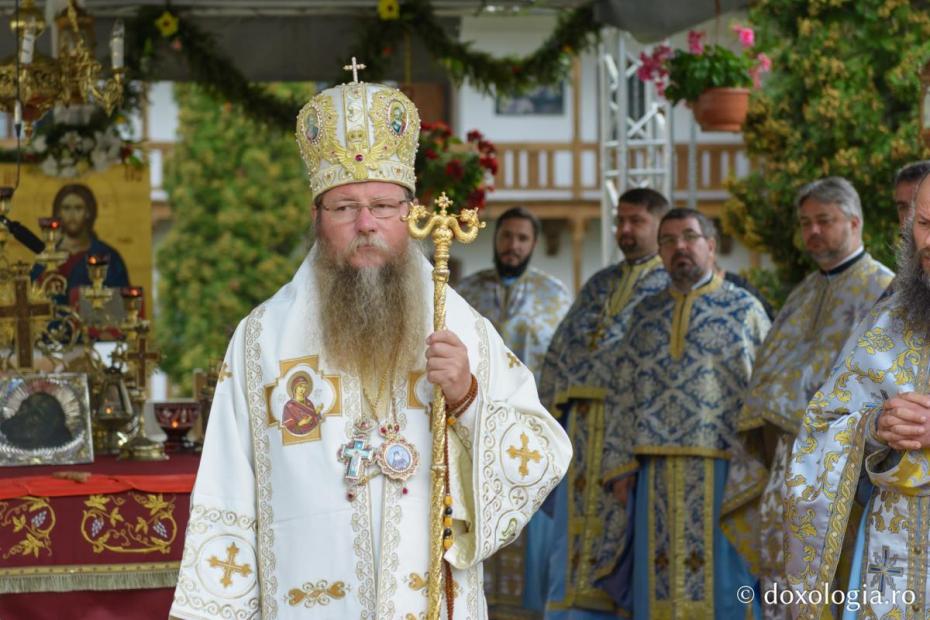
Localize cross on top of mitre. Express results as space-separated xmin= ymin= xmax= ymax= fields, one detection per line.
xmin=343 ymin=57 xmax=366 ymax=83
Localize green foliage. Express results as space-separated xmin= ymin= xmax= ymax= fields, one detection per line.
xmin=415 ymin=123 xmax=497 ymax=211
xmin=353 ymin=0 xmax=599 ymax=96
xmin=121 ymin=2 xmax=598 ymax=138
xmin=155 ymin=83 xmax=312 ymax=389
xmin=664 ymin=45 xmax=755 ymax=105
xmin=125 ymin=7 xmax=303 ymax=131
xmin=725 ymin=0 xmax=930 ymax=290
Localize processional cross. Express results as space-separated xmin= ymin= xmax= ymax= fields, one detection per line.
xmin=0 ymin=270 xmax=52 ymax=368
xmin=124 ymin=334 xmax=161 ymax=391
xmin=208 ymin=542 xmax=253 ymax=588
xmin=404 ymin=192 xmax=484 ymax=620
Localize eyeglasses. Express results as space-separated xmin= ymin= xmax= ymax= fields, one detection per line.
xmin=658 ymin=231 xmax=706 ymax=248
xmin=319 ymin=199 xmax=411 ymax=223
xmin=799 ymin=216 xmax=839 ymax=230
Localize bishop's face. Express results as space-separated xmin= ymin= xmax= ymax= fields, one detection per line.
xmin=315 ymin=181 xmax=411 ymax=269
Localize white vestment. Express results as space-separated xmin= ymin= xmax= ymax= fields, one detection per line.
xmin=169 ymin=249 xmax=572 ymax=619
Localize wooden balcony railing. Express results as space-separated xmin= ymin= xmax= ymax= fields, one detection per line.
xmin=491 ymin=141 xmax=749 ymax=199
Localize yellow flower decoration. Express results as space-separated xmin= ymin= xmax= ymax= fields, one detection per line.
xmin=155 ymin=10 xmax=179 ymax=38
xmin=378 ymin=0 xmax=400 ymax=20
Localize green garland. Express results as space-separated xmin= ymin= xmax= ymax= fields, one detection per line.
xmin=126 ymin=7 xmax=304 ymax=130
xmin=1 ymin=1 xmax=597 ymax=171
xmin=123 ymin=1 xmax=598 ymax=132
xmin=353 ymin=0 xmax=598 ymax=95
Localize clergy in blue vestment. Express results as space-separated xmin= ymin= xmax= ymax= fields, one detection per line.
xmin=540 ymin=189 xmax=670 ymax=620
xmin=457 ymin=206 xmax=572 ymax=619
xmin=783 ymin=173 xmax=930 ymax=620
xmin=604 ymin=208 xmax=770 ymax=620
xmin=723 ymin=177 xmax=893 ymax=620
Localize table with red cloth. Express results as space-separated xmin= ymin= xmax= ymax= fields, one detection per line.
xmin=0 ymin=454 xmax=199 ymax=620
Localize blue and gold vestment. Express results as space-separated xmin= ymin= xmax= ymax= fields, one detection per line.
xmin=540 ymin=256 xmax=668 ymax=619
xmin=604 ymin=274 xmax=770 ymax=620
xmin=724 ymin=252 xmax=893 ymax=602
xmin=784 ymin=296 xmax=930 ymax=620
xmin=457 ymin=266 xmax=572 ymax=618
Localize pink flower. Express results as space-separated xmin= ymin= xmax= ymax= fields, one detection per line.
xmin=637 ymin=45 xmax=672 ymax=83
xmin=687 ymin=30 xmax=705 ymax=55
xmin=756 ymin=52 xmax=772 ymax=72
xmin=733 ymin=25 xmax=755 ymax=48
xmin=655 ymin=80 xmax=667 ymax=97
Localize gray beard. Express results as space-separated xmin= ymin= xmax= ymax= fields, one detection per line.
xmin=894 ymin=229 xmax=930 ymax=337
xmin=313 ymin=240 xmax=427 ymax=381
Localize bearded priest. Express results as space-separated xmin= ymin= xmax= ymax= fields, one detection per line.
xmin=169 ymin=72 xmax=571 ymax=619
xmin=783 ymin=170 xmax=930 ymax=620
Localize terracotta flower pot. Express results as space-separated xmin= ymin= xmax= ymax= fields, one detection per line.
xmin=692 ymin=87 xmax=750 ymax=133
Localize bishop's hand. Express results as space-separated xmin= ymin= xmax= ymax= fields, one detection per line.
xmin=876 ymin=392 xmax=930 ymax=451
xmin=426 ymin=330 xmax=471 ymax=404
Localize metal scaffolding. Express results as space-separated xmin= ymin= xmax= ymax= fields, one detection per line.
xmin=597 ymin=28 xmax=673 ymax=266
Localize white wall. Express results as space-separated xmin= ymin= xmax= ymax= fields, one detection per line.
xmin=142 ymin=10 xmax=770 ymax=305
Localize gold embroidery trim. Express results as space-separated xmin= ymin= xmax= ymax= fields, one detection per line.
xmin=0 ymin=496 xmax=55 ymax=559
xmin=668 ymin=274 xmax=723 ymax=360
xmin=287 ymin=579 xmax=348 ymax=607
xmin=208 ymin=542 xmax=253 ymax=588
xmin=634 ymin=445 xmax=730 ymax=460
xmin=407 ymin=572 xmax=459 ymax=598
xmin=81 ymin=493 xmax=177 ymax=554
xmin=603 ymin=460 xmax=640 ymax=484
xmin=505 ymin=432 xmax=542 ymax=478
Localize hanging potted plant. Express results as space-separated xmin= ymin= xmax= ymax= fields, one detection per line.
xmin=637 ymin=26 xmax=771 ymax=132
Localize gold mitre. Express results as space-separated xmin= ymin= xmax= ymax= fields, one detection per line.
xmin=295 ymin=65 xmax=421 ymax=203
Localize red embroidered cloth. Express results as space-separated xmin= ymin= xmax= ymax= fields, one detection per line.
xmin=0 ymin=454 xmax=200 ymax=620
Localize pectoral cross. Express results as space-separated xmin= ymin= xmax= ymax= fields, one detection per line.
xmin=339 ymin=436 xmax=373 ymax=481
xmin=343 ymin=57 xmax=366 ymax=83
xmin=208 ymin=542 xmax=252 ymax=588
xmin=506 ymin=432 xmax=541 ymax=478
xmin=867 ymin=545 xmax=904 ymax=593
xmin=125 ymin=334 xmax=161 ymax=391
xmin=0 ymin=273 xmax=52 ymax=369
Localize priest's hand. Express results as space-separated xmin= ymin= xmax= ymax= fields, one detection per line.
xmin=426 ymin=330 xmax=471 ymax=404
xmin=876 ymin=392 xmax=930 ymax=451
xmin=611 ymin=477 xmax=635 ymax=504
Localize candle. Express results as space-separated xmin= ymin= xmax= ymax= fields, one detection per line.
xmin=87 ymin=254 xmax=109 ymax=266
xmin=38 ymin=217 xmax=60 ymax=231
xmin=19 ymin=18 xmax=35 ymax=67
xmin=110 ymin=20 xmax=125 ymax=70
xmin=121 ymin=286 xmax=142 ymax=298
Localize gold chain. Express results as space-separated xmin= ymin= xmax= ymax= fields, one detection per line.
xmin=361 ymin=364 xmax=393 ymax=418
